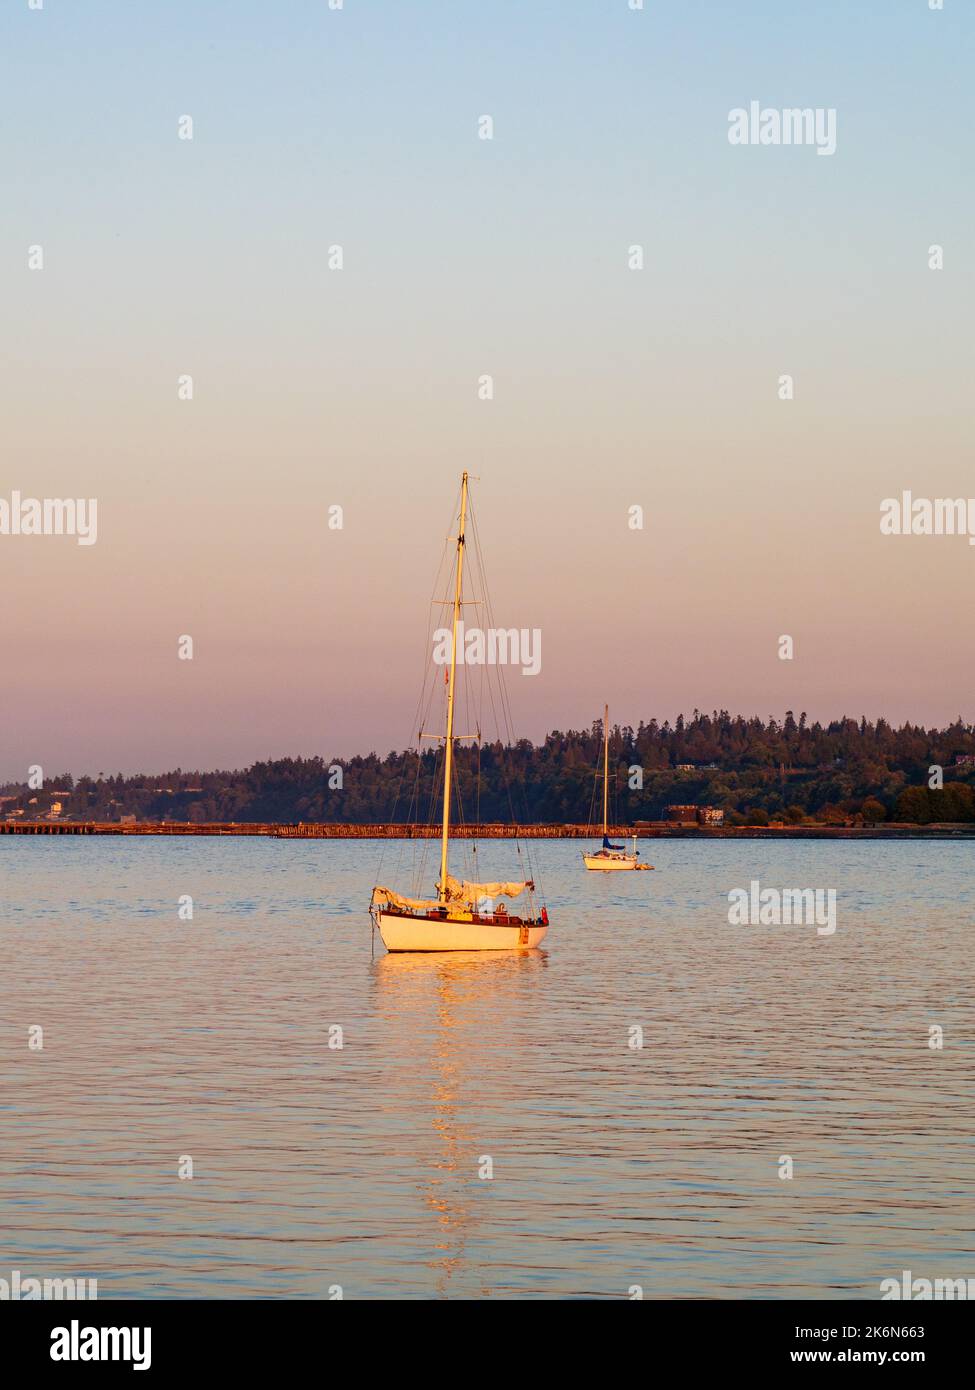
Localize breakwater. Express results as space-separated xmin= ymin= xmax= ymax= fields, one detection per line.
xmin=1 ymin=821 xmax=973 ymax=839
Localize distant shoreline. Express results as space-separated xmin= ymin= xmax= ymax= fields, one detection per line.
xmin=2 ymin=821 xmax=974 ymax=840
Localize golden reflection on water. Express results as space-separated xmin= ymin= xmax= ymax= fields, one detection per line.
xmin=374 ymin=950 xmax=547 ymax=1297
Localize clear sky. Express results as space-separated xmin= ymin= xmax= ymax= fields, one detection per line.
xmin=2 ymin=1 xmax=972 ymax=778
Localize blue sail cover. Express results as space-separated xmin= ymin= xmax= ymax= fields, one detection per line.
xmin=603 ymin=835 xmax=625 ymax=850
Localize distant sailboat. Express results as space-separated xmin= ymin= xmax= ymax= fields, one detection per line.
xmin=582 ymin=705 xmax=652 ymax=871
xmin=370 ymin=472 xmax=549 ymax=951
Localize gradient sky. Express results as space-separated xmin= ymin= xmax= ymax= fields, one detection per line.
xmin=2 ymin=1 xmax=973 ymax=779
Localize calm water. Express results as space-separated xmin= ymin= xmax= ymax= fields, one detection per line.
xmin=1 ymin=836 xmax=972 ymax=1300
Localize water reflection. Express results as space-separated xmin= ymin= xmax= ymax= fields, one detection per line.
xmin=2 ymin=837 xmax=973 ymax=1298
xmin=373 ymin=951 xmax=547 ymax=1296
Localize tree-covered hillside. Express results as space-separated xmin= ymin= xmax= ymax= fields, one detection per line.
xmin=4 ymin=711 xmax=975 ymax=826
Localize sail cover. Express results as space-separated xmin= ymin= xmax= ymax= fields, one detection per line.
xmin=438 ymin=874 xmax=531 ymax=903
xmin=371 ymin=886 xmax=441 ymax=913
xmin=602 ymin=835 xmax=625 ymax=850
xmin=372 ymin=877 xmax=532 ymax=914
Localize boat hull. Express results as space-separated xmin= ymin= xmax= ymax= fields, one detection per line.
xmin=375 ymin=909 xmax=548 ymax=952
xmin=582 ymin=853 xmax=646 ymax=871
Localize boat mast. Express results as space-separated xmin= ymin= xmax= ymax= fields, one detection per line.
xmin=603 ymin=703 xmax=609 ymax=837
xmin=439 ymin=471 xmax=469 ymax=901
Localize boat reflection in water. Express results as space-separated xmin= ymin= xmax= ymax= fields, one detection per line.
xmin=372 ymin=949 xmax=548 ymax=1297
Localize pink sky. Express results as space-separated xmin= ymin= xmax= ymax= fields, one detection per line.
xmin=3 ymin=0 xmax=971 ymax=779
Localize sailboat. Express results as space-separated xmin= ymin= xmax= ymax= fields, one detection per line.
xmin=582 ymin=705 xmax=653 ymax=871
xmin=370 ymin=472 xmax=550 ymax=951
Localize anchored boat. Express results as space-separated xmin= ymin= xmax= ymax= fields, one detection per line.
xmin=370 ymin=472 xmax=549 ymax=951
xmin=582 ymin=704 xmax=653 ymax=871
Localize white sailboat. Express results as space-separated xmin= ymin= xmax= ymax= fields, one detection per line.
xmin=370 ymin=472 xmax=549 ymax=951
xmin=582 ymin=705 xmax=653 ymax=871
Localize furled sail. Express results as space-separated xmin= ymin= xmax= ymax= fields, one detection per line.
xmin=371 ymin=886 xmax=441 ymax=913
xmin=373 ymin=878 xmax=533 ymax=914
xmin=438 ymin=874 xmax=532 ymax=903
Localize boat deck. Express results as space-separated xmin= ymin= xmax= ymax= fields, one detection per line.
xmin=373 ymin=904 xmax=544 ymax=928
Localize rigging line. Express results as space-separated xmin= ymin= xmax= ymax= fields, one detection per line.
xmin=610 ymin=720 xmax=621 ymax=828
xmin=587 ymin=753 xmax=600 ymax=837
xmin=409 ymin=492 xmax=458 ymax=755
xmin=470 ymin=500 xmax=524 ymax=764
xmin=466 ymin=495 xmax=541 ymax=896
xmin=467 ymin=499 xmax=516 ymax=819
xmin=447 ymin=497 xmax=478 ymax=878
xmin=381 ymin=675 xmax=435 ymax=888
xmin=406 ymin=496 xmax=464 ymax=891
xmin=422 ymin=475 xmax=467 ymax=889
xmin=375 ymin=747 xmax=409 ymax=887
xmin=468 ymin=531 xmax=528 ymax=879
xmin=399 ymin=686 xmax=445 ymax=890
xmin=458 ymin=540 xmax=483 ymax=878
xmin=423 ymin=718 xmax=446 ymax=835
xmin=474 ymin=727 xmax=482 ymax=866
xmin=473 ymin=556 xmax=488 ymax=861
xmin=422 ymin=741 xmax=446 ymax=889
xmin=471 ymin=509 xmax=532 ymax=829
xmin=411 ymin=738 xmax=444 ymax=895
xmin=406 ymin=746 xmax=428 ymax=886
xmin=374 ymin=523 xmax=453 ymax=888
xmin=457 ymin=733 xmax=475 ymax=883
xmin=459 ymin=602 xmax=483 ymax=877
xmin=586 ymin=712 xmax=607 ymax=836
xmin=450 ymin=753 xmax=469 ymax=882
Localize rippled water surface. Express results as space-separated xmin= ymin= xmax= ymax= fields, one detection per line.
xmin=1 ymin=837 xmax=973 ymax=1299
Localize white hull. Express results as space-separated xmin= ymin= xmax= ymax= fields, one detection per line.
xmin=582 ymin=852 xmax=647 ymax=871
xmin=375 ymin=910 xmax=548 ymax=952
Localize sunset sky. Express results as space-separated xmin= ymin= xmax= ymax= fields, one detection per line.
xmin=2 ymin=1 xmax=972 ymax=780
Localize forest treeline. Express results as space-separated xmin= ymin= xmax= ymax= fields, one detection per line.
xmin=4 ymin=711 xmax=975 ymax=826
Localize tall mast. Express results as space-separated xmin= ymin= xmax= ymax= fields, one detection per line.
xmin=603 ymin=703 xmax=609 ymax=837
xmin=439 ymin=472 xmax=469 ymax=900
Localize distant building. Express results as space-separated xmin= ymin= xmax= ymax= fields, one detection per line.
xmin=666 ymin=805 xmax=724 ymax=826
xmin=675 ymin=764 xmax=695 ymax=772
